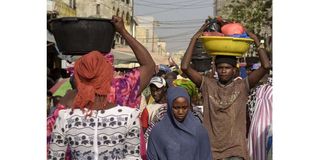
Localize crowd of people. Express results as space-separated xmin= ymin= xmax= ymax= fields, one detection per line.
xmin=47 ymin=16 xmax=272 ymax=160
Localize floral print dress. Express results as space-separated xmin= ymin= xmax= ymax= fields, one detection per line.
xmin=48 ymin=107 xmax=141 ymax=160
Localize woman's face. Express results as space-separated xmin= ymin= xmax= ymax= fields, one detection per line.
xmin=172 ymin=97 xmax=189 ymax=122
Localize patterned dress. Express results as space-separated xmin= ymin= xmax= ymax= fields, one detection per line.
xmin=47 ymin=68 xmax=142 ymax=160
xmin=48 ymin=107 xmax=141 ymax=160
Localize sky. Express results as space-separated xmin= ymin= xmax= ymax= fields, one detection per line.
xmin=134 ymin=0 xmax=214 ymax=53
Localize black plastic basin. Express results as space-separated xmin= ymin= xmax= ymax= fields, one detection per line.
xmin=191 ymin=54 xmax=212 ymax=72
xmin=48 ymin=17 xmax=116 ymax=55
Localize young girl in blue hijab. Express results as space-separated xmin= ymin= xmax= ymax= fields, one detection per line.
xmin=147 ymin=87 xmax=212 ymax=160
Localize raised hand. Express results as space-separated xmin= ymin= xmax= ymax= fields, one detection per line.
xmin=244 ymin=28 xmax=260 ymax=46
xmin=192 ymin=21 xmax=211 ymax=40
xmin=111 ymin=15 xmax=126 ymax=33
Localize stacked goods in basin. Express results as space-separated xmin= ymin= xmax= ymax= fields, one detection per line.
xmin=200 ymin=17 xmax=254 ymax=57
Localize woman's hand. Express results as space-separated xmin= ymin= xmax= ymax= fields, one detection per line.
xmin=192 ymin=21 xmax=211 ymax=40
xmin=111 ymin=15 xmax=126 ymax=33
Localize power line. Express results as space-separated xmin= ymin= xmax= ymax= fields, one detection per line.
xmin=135 ymin=16 xmax=204 ymax=22
xmin=138 ymin=0 xmax=208 ymax=6
xmin=156 ymin=26 xmax=200 ymax=29
xmin=135 ymin=3 xmax=213 ymax=9
xmin=136 ymin=5 xmax=212 ymax=16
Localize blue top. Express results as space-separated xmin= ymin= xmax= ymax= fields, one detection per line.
xmin=147 ymin=87 xmax=212 ymax=160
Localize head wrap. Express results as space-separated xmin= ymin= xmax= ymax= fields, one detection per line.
xmin=147 ymin=87 xmax=212 ymax=160
xmin=215 ymin=55 xmax=237 ymax=67
xmin=72 ymin=51 xmax=114 ymax=111
xmin=173 ymin=79 xmax=198 ymax=99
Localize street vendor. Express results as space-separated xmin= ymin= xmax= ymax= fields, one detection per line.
xmin=47 ymin=15 xmax=156 ymax=160
xmin=181 ymin=22 xmax=271 ymax=160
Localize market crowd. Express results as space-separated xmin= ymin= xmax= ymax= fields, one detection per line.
xmin=47 ymin=16 xmax=272 ymax=160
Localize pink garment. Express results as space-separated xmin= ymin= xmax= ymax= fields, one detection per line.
xmin=248 ymin=84 xmax=272 ymax=160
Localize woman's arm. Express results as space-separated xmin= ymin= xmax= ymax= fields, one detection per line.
xmin=111 ymin=16 xmax=156 ymax=95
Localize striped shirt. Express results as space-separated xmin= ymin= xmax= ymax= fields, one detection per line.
xmin=248 ymin=83 xmax=273 ymax=160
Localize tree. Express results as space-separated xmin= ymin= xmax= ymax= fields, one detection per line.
xmin=220 ymin=0 xmax=272 ymax=56
xmin=221 ymin=0 xmax=272 ymax=39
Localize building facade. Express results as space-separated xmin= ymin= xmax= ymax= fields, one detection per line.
xmin=47 ymin=0 xmax=77 ymax=70
xmin=47 ymin=0 xmax=76 ymax=19
xmin=135 ymin=16 xmax=166 ymax=55
xmin=75 ymin=0 xmax=135 ymax=44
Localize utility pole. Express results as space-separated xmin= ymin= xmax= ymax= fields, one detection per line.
xmin=152 ymin=20 xmax=155 ymax=52
xmin=152 ymin=20 xmax=159 ymax=52
xmin=131 ymin=0 xmax=135 ymax=38
xmin=213 ymin=0 xmax=217 ymax=17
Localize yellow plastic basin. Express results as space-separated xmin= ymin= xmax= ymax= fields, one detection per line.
xmin=199 ymin=36 xmax=254 ymax=57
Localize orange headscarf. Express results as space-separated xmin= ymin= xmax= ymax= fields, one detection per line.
xmin=72 ymin=51 xmax=113 ymax=111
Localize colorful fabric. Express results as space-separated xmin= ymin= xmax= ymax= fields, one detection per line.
xmin=110 ymin=69 xmax=141 ymax=108
xmin=239 ymin=66 xmax=248 ymax=79
xmin=173 ymin=79 xmax=198 ymax=98
xmin=141 ymin=108 xmax=149 ymax=129
xmin=230 ymin=32 xmax=250 ymax=38
xmin=48 ymin=106 xmax=141 ymax=160
xmin=200 ymin=77 xmax=250 ymax=160
xmin=147 ymin=87 xmax=212 ymax=160
xmin=248 ymin=84 xmax=272 ymax=160
xmin=49 ymin=78 xmax=69 ymax=94
xmin=53 ymin=79 xmax=72 ymax=97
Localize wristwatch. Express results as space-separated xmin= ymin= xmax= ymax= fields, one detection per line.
xmin=257 ymin=43 xmax=265 ymax=50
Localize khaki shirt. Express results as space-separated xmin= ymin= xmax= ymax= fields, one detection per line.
xmin=200 ymin=76 xmax=250 ymax=160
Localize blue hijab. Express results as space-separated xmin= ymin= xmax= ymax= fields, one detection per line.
xmin=147 ymin=87 xmax=212 ymax=160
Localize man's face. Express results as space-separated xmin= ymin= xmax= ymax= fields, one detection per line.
xmin=172 ymin=97 xmax=189 ymax=122
xmin=216 ymin=63 xmax=236 ymax=84
xmin=150 ymin=84 xmax=166 ymax=103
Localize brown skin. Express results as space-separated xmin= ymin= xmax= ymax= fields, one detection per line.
xmin=172 ymin=97 xmax=189 ymax=122
xmin=181 ymin=22 xmax=271 ymax=89
xmin=111 ymin=16 xmax=156 ymax=95
xmin=149 ymin=84 xmax=167 ymax=104
xmin=216 ymin=63 xmax=237 ymax=85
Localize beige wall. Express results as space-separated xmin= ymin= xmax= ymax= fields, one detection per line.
xmin=48 ymin=0 xmax=76 ymax=17
xmin=135 ymin=16 xmax=154 ymax=51
xmin=75 ymin=0 xmax=133 ymax=35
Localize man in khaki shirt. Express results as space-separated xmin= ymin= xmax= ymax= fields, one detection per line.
xmin=181 ymin=22 xmax=271 ymax=160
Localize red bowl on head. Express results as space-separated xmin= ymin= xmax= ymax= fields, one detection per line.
xmin=221 ymin=23 xmax=245 ymax=35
